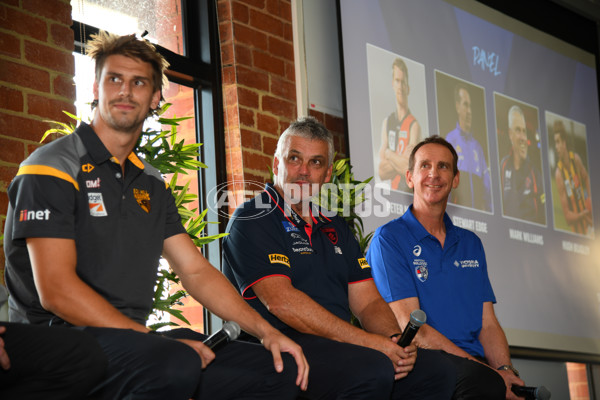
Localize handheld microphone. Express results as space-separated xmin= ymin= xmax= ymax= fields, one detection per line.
xmin=398 ymin=309 xmax=426 ymax=347
xmin=203 ymin=321 xmax=241 ymax=351
xmin=511 ymin=385 xmax=551 ymax=400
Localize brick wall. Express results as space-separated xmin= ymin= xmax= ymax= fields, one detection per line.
xmin=0 ymin=0 xmax=75 ymax=282
xmin=217 ymin=0 xmax=346 ymax=214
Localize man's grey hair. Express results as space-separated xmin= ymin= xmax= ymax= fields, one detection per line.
xmin=275 ymin=116 xmax=335 ymax=166
xmin=508 ymin=105 xmax=525 ymax=129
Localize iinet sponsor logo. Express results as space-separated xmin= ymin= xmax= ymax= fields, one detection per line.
xmin=19 ymin=209 xmax=51 ymax=221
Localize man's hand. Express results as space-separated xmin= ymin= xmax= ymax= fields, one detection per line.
xmin=498 ymin=369 xmax=525 ymax=400
xmin=371 ymin=334 xmax=417 ymax=380
xmin=0 ymin=326 xmax=10 ymax=370
xmin=260 ymin=330 xmax=309 ymax=391
xmin=176 ymin=338 xmax=216 ymax=369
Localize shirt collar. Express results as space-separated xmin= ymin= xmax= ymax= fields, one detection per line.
xmin=76 ymin=122 xmax=145 ymax=170
xmin=403 ymin=204 xmax=457 ymax=244
xmin=264 ymin=183 xmax=332 ymax=228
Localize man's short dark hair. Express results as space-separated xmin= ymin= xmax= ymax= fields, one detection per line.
xmin=86 ymin=31 xmax=169 ymax=116
xmin=553 ymin=120 xmax=568 ymax=144
xmin=408 ymin=135 xmax=459 ymax=175
xmin=392 ymin=57 xmax=409 ymax=82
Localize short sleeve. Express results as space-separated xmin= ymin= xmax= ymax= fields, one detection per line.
xmin=367 ymin=224 xmax=418 ymax=303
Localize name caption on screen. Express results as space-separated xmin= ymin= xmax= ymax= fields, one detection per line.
xmin=452 ymin=216 xmax=488 ymax=233
xmin=508 ymin=229 xmax=544 ymax=245
xmin=562 ymin=240 xmax=590 ymax=255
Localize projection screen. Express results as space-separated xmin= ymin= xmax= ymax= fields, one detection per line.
xmin=339 ymin=0 xmax=600 ymax=356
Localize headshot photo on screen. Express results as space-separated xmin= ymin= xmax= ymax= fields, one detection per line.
xmin=546 ymin=111 xmax=594 ymax=238
xmin=495 ymin=93 xmax=547 ymax=225
xmin=366 ymin=44 xmax=428 ymax=194
xmin=435 ymin=71 xmax=493 ymax=213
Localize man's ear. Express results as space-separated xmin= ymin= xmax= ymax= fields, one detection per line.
xmin=272 ymin=156 xmax=280 ymax=180
xmin=452 ymin=170 xmax=460 ymax=189
xmin=150 ymin=90 xmax=161 ymax=110
xmin=93 ymin=81 xmax=99 ymax=100
xmin=324 ymin=164 xmax=333 ymax=183
xmin=406 ymin=170 xmax=414 ymax=189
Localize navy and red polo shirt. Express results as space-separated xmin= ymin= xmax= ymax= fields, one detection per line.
xmin=4 ymin=122 xmax=185 ymax=325
xmin=222 ymin=183 xmax=372 ymax=331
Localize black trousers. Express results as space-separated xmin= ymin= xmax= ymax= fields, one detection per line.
xmin=283 ymin=330 xmax=456 ymax=400
xmin=0 ymin=322 xmax=107 ymax=400
xmin=446 ymin=353 xmax=506 ymax=400
xmin=84 ymin=326 xmax=301 ymax=400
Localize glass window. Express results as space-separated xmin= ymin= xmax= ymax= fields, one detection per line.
xmin=71 ymin=0 xmax=184 ymax=55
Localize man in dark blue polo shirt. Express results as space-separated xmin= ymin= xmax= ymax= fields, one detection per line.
xmin=223 ymin=116 xmax=456 ymax=399
xmin=4 ymin=31 xmax=307 ymax=399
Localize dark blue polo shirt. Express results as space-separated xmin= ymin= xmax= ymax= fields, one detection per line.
xmin=4 ymin=122 xmax=185 ymax=325
xmin=222 ymin=183 xmax=372 ymax=331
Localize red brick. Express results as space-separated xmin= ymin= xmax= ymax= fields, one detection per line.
xmin=23 ymin=0 xmax=72 ymax=25
xmin=243 ymin=171 xmax=269 ymax=185
xmin=257 ymin=112 xmax=278 ymax=135
xmin=241 ymin=128 xmax=261 ymax=150
xmin=221 ymin=42 xmax=234 ymax=65
xmin=325 ymin=113 xmax=344 ymax=135
xmin=234 ymin=44 xmax=252 ymax=66
xmin=253 ymin=51 xmax=284 ymax=75
xmin=0 ymin=60 xmax=50 ymax=92
xmin=270 ymin=75 xmax=295 ymax=101
xmin=0 ymin=31 xmax=21 ymax=59
xmin=249 ymin=9 xmax=283 ymax=37
xmin=284 ymin=61 xmax=295 ymax=81
xmin=283 ymin=20 xmax=293 ymax=41
xmin=0 ymin=137 xmax=27 ymax=164
xmin=280 ymin=0 xmax=291 ymax=20
xmin=265 ymin=0 xmax=281 ymax=17
xmin=50 ymin=23 xmax=75 ymax=50
xmin=53 ymin=74 xmax=76 ymax=99
xmin=236 ymin=66 xmax=269 ymax=91
xmin=237 ymin=87 xmax=259 ymax=108
xmin=222 ymin=66 xmax=236 ymax=85
xmin=232 ymin=2 xmax=249 ymax=24
xmin=262 ymin=95 xmax=295 ymax=119
xmin=224 ymin=85 xmax=239 ymax=104
xmin=238 ymin=106 xmax=255 ymax=127
xmin=0 ymin=5 xmax=47 ymax=42
xmin=217 ymin=0 xmax=231 ymax=19
xmin=0 ymin=86 xmax=23 ymax=112
xmin=269 ymin=36 xmax=293 ymax=61
xmin=239 ymin=0 xmax=266 ymax=9
xmin=28 ymin=94 xmax=74 ymax=120
xmin=25 ymin=41 xmax=74 ymax=75
xmin=243 ymin=151 xmax=271 ymax=172
xmin=219 ymin=21 xmax=233 ymax=43
xmin=233 ymin=23 xmax=268 ymax=50
xmin=0 ymin=113 xmax=53 ymax=142
xmin=262 ymin=134 xmax=277 ymax=156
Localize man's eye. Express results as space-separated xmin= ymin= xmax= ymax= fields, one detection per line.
xmin=135 ymin=80 xmax=145 ymax=86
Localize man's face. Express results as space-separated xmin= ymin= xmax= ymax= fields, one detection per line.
xmin=273 ymin=135 xmax=332 ymax=204
xmin=407 ymin=143 xmax=459 ymax=206
xmin=456 ymin=88 xmax=472 ymax=132
xmin=93 ymin=54 xmax=160 ymax=134
xmin=508 ymin=111 xmax=528 ymax=162
xmin=392 ymin=66 xmax=409 ymax=107
xmin=554 ymin=132 xmax=567 ymax=161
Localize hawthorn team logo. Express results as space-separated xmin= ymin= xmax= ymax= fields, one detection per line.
xmin=133 ymin=188 xmax=151 ymax=213
xmin=321 ymin=227 xmax=338 ymax=244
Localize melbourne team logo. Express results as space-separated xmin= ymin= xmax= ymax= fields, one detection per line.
xmin=414 ymin=259 xmax=428 ymax=282
xmin=321 ymin=227 xmax=338 ymax=244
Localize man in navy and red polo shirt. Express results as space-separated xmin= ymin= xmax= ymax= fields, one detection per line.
xmin=223 ymin=116 xmax=456 ymax=399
